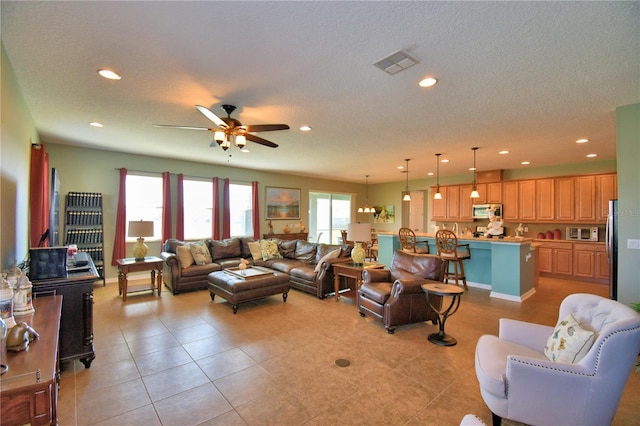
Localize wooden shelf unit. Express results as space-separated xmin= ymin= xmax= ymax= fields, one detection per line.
xmin=64 ymin=191 xmax=105 ymax=284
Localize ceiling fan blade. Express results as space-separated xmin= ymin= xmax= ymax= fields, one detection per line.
xmin=245 ymin=124 xmax=290 ymax=132
xmin=195 ymin=105 xmax=228 ymax=128
xmin=246 ymin=133 xmax=279 ymax=148
xmin=153 ymin=124 xmax=211 ymax=131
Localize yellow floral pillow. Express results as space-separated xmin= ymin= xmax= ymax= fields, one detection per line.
xmin=259 ymin=240 xmax=282 ymax=261
xmin=189 ymin=240 xmax=212 ymax=265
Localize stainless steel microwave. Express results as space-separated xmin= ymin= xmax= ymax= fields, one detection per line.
xmin=566 ymin=226 xmax=598 ymax=241
xmin=472 ymin=204 xmax=502 ymax=219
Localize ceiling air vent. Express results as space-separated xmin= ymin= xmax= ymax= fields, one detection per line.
xmin=373 ymin=50 xmax=419 ymax=75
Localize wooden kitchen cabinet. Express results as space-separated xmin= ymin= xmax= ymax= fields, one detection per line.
xmin=446 ymin=185 xmax=460 ymax=220
xmin=575 ymin=175 xmax=596 ymax=222
xmin=574 ymin=242 xmax=609 ymax=283
xmin=486 ymin=182 xmax=502 ymax=203
xmin=431 ymin=186 xmax=446 ymax=220
xmin=536 ymin=178 xmax=555 ymax=221
xmin=595 ymin=250 xmax=610 ymax=281
xmin=538 ymin=241 xmax=573 ymax=276
xmin=596 ymin=173 xmax=617 ymax=222
xmin=459 ymin=184 xmax=474 ymax=221
xmin=538 ymin=247 xmax=553 ymax=273
xmin=502 ymin=181 xmax=519 ymax=220
xmin=538 ymin=241 xmax=608 ymax=284
xmin=555 ymin=177 xmax=575 ymax=221
xmin=519 ymin=180 xmax=536 ymax=221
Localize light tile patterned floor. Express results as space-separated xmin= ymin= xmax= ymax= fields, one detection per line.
xmin=56 ymin=277 xmax=640 ymax=425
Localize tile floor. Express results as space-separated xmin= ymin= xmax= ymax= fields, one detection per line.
xmin=56 ymin=276 xmax=640 ymax=425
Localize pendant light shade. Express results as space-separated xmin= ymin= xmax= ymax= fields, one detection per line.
xmin=470 ymin=147 xmax=480 ymax=198
xmin=402 ymin=159 xmax=411 ymax=201
xmin=358 ymin=175 xmax=374 ymax=213
xmin=434 ymin=153 xmax=443 ymax=200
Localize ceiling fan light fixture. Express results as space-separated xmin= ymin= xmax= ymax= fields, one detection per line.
xmin=214 ymin=130 xmax=226 ymax=145
xmin=235 ymin=134 xmax=246 ymax=148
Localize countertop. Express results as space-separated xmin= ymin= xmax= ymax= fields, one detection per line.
xmin=376 ymin=232 xmax=533 ymax=244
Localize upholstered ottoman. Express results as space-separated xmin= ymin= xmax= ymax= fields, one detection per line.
xmin=208 ymin=268 xmax=290 ymax=314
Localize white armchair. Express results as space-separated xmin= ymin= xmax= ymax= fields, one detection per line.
xmin=475 ymin=293 xmax=640 ymax=426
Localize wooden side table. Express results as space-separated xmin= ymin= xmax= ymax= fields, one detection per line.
xmin=1 ymin=296 xmax=62 ymax=426
xmin=332 ymin=262 xmax=384 ymax=301
xmin=116 ymin=256 xmax=163 ymax=301
xmin=421 ymin=283 xmax=464 ymax=346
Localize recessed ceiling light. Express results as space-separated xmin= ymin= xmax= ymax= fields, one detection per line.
xmin=97 ymin=69 xmax=121 ymax=80
xmin=441 ymin=159 xmax=449 ymax=163
xmin=586 ymin=153 xmax=597 ymax=158
xmin=576 ymin=138 xmax=589 ymax=144
xmin=300 ymin=125 xmax=312 ymax=131
xmin=427 ymin=172 xmax=434 ymax=176
xmin=397 ymin=165 xmax=404 ymax=169
xmin=469 ymin=167 xmax=476 ymax=171
xmin=521 ymin=161 xmax=531 ymax=165
xmin=89 ymin=122 xmax=104 ymax=127
xmin=418 ymin=77 xmax=438 ymax=88
xmin=499 ymin=150 xmax=510 ymax=154
xmin=241 ymin=148 xmax=250 ymax=153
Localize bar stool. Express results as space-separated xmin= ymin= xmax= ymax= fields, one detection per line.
xmin=435 ymin=229 xmax=471 ymax=290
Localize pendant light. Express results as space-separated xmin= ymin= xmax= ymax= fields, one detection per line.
xmin=358 ymin=175 xmax=374 ymax=213
xmin=402 ymin=159 xmax=411 ymax=201
xmin=434 ymin=153 xmax=443 ymax=200
xmin=470 ymin=147 xmax=480 ymax=198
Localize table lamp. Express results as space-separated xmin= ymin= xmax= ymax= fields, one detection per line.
xmin=348 ymin=223 xmax=371 ymax=266
xmin=128 ymin=220 xmax=154 ymax=261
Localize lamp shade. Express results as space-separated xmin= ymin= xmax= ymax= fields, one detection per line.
xmin=347 ymin=223 xmax=371 ymax=242
xmin=127 ymin=220 xmax=154 ymax=238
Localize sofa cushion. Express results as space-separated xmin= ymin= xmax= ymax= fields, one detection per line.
xmin=248 ymin=241 xmax=263 ymax=260
xmin=215 ymin=258 xmax=250 ymax=269
xmin=239 ymin=237 xmax=254 ymax=258
xmin=295 ymin=241 xmax=317 ymax=262
xmin=190 ymin=240 xmax=213 ymax=265
xmin=176 ymin=244 xmax=194 ymax=268
xmin=267 ymin=259 xmax=308 ymax=274
xmin=315 ymin=244 xmax=342 ymax=263
xmin=544 ymin=313 xmax=595 ymax=364
xmin=163 ymin=238 xmax=183 ymax=254
xmin=290 ymin=264 xmax=318 ymax=281
xmin=210 ymin=238 xmax=242 ymax=261
xmin=260 ymin=240 xmax=283 ymax=261
xmin=277 ymin=239 xmax=298 ymax=259
xmin=314 ymin=248 xmax=340 ymax=272
xmin=181 ymin=262 xmax=221 ymax=277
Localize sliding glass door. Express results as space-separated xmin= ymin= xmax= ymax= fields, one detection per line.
xmin=308 ymin=192 xmax=351 ymax=244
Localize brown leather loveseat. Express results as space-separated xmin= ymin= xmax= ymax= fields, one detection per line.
xmin=358 ymin=250 xmax=446 ymax=334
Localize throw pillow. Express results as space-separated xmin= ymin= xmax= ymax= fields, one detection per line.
xmin=259 ymin=239 xmax=282 ymax=261
xmin=190 ymin=240 xmax=212 ymax=265
xmin=544 ymin=313 xmax=596 ymax=364
xmin=176 ymin=244 xmax=194 ymax=268
xmin=314 ymin=248 xmax=340 ymax=272
xmin=248 ymin=241 xmax=263 ymax=260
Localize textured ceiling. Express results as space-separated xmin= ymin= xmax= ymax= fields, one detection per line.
xmin=2 ymin=1 xmax=638 ymax=184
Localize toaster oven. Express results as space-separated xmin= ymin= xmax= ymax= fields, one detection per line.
xmin=566 ymin=226 xmax=598 ymax=241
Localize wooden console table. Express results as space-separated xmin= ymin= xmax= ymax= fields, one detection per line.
xmin=1 ymin=296 xmax=62 ymax=426
xmin=263 ymin=232 xmax=308 ymax=241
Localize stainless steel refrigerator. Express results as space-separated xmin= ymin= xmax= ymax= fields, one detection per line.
xmin=606 ymin=199 xmax=618 ymax=300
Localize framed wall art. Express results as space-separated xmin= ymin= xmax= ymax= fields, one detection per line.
xmin=373 ymin=205 xmax=395 ymax=223
xmin=265 ymin=186 xmax=301 ymax=219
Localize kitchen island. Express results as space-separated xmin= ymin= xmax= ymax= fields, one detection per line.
xmin=377 ymin=232 xmax=536 ymax=302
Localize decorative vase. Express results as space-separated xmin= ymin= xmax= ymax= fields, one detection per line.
xmin=352 ymin=243 xmax=366 ymax=266
xmin=283 ymin=225 xmax=291 ymax=234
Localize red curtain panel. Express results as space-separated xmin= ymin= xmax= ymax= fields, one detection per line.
xmin=29 ymin=144 xmax=50 ymax=248
xmin=176 ymin=173 xmax=184 ymax=241
xmin=161 ymin=171 xmax=172 ymax=243
xmin=222 ymin=178 xmax=230 ymax=239
xmin=111 ymin=168 xmax=127 ymax=265
xmin=252 ymin=181 xmax=260 ymax=240
xmin=212 ymin=177 xmax=220 ymax=240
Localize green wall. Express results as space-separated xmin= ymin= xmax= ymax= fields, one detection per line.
xmin=45 ymin=143 xmax=367 ymax=280
xmin=0 ymin=41 xmax=40 ymax=269
xmin=615 ymin=103 xmax=640 ymax=305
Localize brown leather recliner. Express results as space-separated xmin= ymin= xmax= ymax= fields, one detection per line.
xmin=358 ymin=250 xmax=445 ymax=334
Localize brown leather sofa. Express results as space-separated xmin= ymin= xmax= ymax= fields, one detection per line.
xmin=358 ymin=250 xmax=446 ymax=334
xmin=162 ymin=237 xmax=353 ymax=298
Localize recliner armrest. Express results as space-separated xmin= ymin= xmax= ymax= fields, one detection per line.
xmin=362 ymin=268 xmax=391 ymax=284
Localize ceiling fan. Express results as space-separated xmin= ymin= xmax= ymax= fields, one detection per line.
xmin=154 ymin=104 xmax=289 ymax=150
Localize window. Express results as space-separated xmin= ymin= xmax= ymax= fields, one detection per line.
xmin=126 ymin=174 xmax=162 ymax=241
xmin=183 ymin=179 xmax=213 ymax=240
xmin=229 ymin=183 xmax=253 ymax=237
xmin=309 ymin=192 xmax=352 ymax=244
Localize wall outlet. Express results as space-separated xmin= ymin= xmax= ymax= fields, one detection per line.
xmin=524 ymin=226 xmax=529 ymax=233
xmin=627 ymin=239 xmax=640 ymax=250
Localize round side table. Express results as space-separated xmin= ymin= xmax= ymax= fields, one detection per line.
xmin=421 ymin=283 xmax=464 ymax=346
